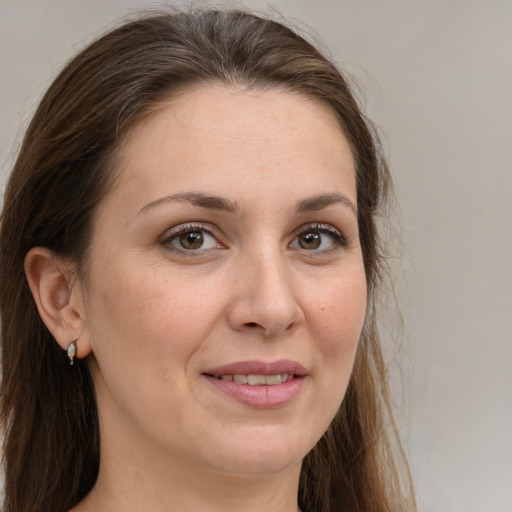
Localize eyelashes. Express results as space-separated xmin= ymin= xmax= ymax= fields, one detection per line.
xmin=291 ymin=224 xmax=347 ymax=252
xmin=160 ymin=222 xmax=348 ymax=256
xmin=160 ymin=223 xmax=225 ymax=254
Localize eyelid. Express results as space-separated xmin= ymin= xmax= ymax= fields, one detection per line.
xmin=160 ymin=222 xmax=226 ymax=254
xmin=290 ymin=223 xmax=348 ymax=251
xmin=159 ymin=221 xmax=348 ymax=256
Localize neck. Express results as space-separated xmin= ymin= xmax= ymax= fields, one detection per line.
xmin=72 ymin=433 xmax=302 ymax=512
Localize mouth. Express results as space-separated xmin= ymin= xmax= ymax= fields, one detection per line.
xmin=209 ymin=373 xmax=294 ymax=385
xmin=203 ymin=360 xmax=307 ymax=408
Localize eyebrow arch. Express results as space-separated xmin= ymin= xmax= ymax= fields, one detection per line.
xmin=137 ymin=192 xmax=240 ymax=216
xmin=295 ymin=193 xmax=357 ymax=215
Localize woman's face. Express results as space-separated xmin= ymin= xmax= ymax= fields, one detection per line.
xmin=78 ymin=85 xmax=367 ymax=478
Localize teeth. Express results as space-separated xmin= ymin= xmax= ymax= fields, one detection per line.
xmin=233 ymin=374 xmax=247 ymax=384
xmin=265 ymin=374 xmax=286 ymax=385
xmin=218 ymin=373 xmax=291 ymax=385
xmin=247 ymin=374 xmax=266 ymax=385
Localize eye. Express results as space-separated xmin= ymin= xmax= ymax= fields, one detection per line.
xmin=297 ymin=232 xmax=322 ymax=250
xmin=161 ymin=224 xmax=222 ymax=253
xmin=290 ymin=224 xmax=347 ymax=252
xmin=177 ymin=230 xmax=210 ymax=250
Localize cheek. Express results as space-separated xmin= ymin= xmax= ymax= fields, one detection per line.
xmin=83 ymin=264 xmax=223 ymax=431
xmin=85 ymin=263 xmax=224 ymax=370
xmin=311 ymin=273 xmax=367 ymax=395
xmin=315 ymin=276 xmax=367 ymax=349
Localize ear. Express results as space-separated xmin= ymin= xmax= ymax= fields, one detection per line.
xmin=24 ymin=247 xmax=92 ymax=360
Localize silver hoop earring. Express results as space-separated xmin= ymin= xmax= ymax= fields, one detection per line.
xmin=67 ymin=340 xmax=77 ymax=365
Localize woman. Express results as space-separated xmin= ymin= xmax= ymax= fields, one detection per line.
xmin=0 ymin=8 xmax=414 ymax=512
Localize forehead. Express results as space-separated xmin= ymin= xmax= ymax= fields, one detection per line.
xmin=107 ymin=85 xmax=356 ymax=211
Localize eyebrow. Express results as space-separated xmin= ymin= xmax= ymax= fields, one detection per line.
xmin=137 ymin=191 xmax=356 ymax=218
xmin=295 ymin=193 xmax=357 ymax=215
xmin=137 ymin=192 xmax=240 ymax=216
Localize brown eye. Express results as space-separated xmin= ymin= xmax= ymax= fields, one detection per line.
xmin=163 ymin=225 xmax=220 ymax=253
xmin=298 ymin=232 xmax=321 ymax=249
xmin=179 ymin=231 xmax=204 ymax=249
xmin=290 ymin=224 xmax=346 ymax=253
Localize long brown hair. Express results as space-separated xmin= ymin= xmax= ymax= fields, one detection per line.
xmin=0 ymin=8 xmax=415 ymax=512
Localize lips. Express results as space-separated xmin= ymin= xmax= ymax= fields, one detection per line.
xmin=203 ymin=360 xmax=307 ymax=408
xmin=205 ymin=359 xmax=307 ymax=377
xmin=215 ymin=373 xmax=293 ymax=385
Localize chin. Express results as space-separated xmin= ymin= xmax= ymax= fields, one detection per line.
xmin=202 ymin=426 xmax=313 ymax=477
xmin=213 ymin=451 xmax=304 ymax=477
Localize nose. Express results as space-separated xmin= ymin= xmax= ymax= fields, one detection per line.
xmin=226 ymin=249 xmax=305 ymax=338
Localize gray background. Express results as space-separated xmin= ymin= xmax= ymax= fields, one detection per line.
xmin=1 ymin=1 xmax=511 ymax=511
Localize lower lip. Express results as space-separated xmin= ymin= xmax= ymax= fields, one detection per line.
xmin=204 ymin=375 xmax=305 ymax=408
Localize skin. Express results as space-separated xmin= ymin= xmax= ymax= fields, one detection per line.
xmin=26 ymin=85 xmax=367 ymax=512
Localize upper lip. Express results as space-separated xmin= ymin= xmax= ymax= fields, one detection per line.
xmin=204 ymin=359 xmax=308 ymax=377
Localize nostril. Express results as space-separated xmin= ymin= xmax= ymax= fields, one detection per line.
xmin=246 ymin=322 xmax=259 ymax=328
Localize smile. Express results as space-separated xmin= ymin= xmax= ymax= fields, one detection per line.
xmin=214 ymin=373 xmax=293 ymax=385
xmin=203 ymin=360 xmax=307 ymax=408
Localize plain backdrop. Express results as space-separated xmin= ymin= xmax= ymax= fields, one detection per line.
xmin=1 ymin=1 xmax=511 ymax=511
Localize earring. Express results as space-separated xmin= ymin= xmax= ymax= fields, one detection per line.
xmin=67 ymin=339 xmax=77 ymax=365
